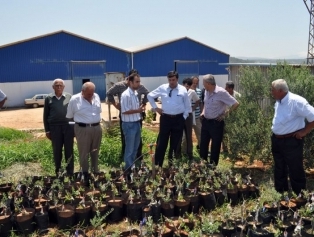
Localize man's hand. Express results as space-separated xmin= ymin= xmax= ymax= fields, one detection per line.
xmin=294 ymin=130 xmax=307 ymax=139
xmin=114 ymin=102 xmax=121 ymax=110
xmin=46 ymin=133 xmax=51 ymax=140
xmin=155 ymin=108 xmax=163 ymax=115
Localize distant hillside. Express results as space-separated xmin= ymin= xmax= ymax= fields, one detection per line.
xmin=230 ymin=57 xmax=307 ymax=64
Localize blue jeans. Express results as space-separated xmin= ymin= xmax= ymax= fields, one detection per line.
xmin=122 ymin=121 xmax=141 ymax=170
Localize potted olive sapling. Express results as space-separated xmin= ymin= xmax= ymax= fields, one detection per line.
xmin=13 ymin=196 xmax=35 ymax=235
xmin=34 ymin=191 xmax=49 ymax=235
xmin=0 ymin=193 xmax=12 ymax=237
xmin=198 ymin=178 xmax=216 ymax=211
xmin=259 ymin=184 xmax=281 ymax=213
xmin=200 ymin=213 xmax=222 ymax=237
xmin=90 ymin=208 xmax=113 ymax=237
xmin=173 ymin=176 xmax=190 ymax=217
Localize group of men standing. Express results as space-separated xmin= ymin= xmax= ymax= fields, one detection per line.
xmin=22 ymin=69 xmax=314 ymax=195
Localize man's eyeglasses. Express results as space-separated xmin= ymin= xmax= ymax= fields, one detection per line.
xmin=54 ymin=84 xmax=64 ymax=87
xmin=169 ymin=89 xmax=173 ymax=97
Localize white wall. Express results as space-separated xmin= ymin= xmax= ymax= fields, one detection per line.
xmin=1 ymin=74 xmax=228 ymax=107
xmin=0 ymin=80 xmax=73 ymax=107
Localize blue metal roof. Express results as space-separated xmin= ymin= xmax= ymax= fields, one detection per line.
xmin=132 ymin=37 xmax=229 ymax=77
xmin=0 ymin=31 xmax=131 ymax=83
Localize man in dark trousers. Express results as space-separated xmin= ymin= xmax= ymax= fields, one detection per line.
xmin=106 ymin=69 xmax=149 ymax=160
xmin=147 ymin=71 xmax=191 ymax=167
xmin=271 ymin=79 xmax=314 ymax=195
xmin=200 ymin=74 xmax=239 ymax=165
xmin=43 ymin=78 xmax=74 ymax=176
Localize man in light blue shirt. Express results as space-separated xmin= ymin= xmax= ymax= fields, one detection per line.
xmin=271 ymin=79 xmax=314 ymax=194
xmin=147 ymin=71 xmax=191 ymax=167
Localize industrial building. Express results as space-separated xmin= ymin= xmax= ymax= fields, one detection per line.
xmin=0 ymin=30 xmax=229 ymax=107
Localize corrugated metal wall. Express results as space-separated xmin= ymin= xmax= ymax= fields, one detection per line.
xmin=133 ymin=38 xmax=229 ymax=77
xmin=71 ymin=61 xmax=107 ymax=100
xmin=0 ymin=32 xmax=131 ymax=84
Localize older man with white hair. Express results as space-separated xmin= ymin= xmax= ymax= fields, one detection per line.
xmin=200 ymin=74 xmax=239 ymax=165
xmin=271 ymin=79 xmax=314 ymax=195
xmin=66 ymin=82 xmax=102 ymax=183
xmin=43 ymin=79 xmax=74 ymax=176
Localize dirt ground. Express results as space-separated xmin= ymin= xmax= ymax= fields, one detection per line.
xmin=0 ymin=103 xmax=159 ymax=130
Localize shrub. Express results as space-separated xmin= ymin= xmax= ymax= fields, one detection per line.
xmin=224 ymin=62 xmax=314 ymax=168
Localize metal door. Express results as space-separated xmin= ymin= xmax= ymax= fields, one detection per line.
xmin=71 ymin=61 xmax=106 ymax=100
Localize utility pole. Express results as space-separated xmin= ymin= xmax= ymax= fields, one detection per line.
xmin=304 ymin=0 xmax=314 ymax=64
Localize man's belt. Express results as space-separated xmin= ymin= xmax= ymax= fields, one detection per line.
xmin=77 ymin=122 xmax=100 ymax=127
xmin=273 ymin=131 xmax=296 ymax=139
xmin=162 ymin=113 xmax=183 ymax=118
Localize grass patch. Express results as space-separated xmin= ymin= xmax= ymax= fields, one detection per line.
xmin=0 ymin=126 xmax=31 ymax=141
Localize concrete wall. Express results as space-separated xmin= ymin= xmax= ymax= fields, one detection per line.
xmin=1 ymin=74 xmax=227 ymax=107
xmin=0 ymin=80 xmax=73 ymax=107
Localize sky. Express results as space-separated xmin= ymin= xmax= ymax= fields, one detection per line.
xmin=0 ymin=0 xmax=310 ymax=59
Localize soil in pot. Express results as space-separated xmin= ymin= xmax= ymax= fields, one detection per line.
xmin=14 ymin=207 xmax=35 ymax=235
xmin=290 ymin=196 xmax=307 ymax=208
xmin=280 ymin=200 xmax=296 ymax=211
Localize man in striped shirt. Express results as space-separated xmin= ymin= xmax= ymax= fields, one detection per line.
xmin=120 ymin=73 xmax=145 ymax=170
xmin=200 ymin=74 xmax=239 ymax=165
xmin=106 ymin=69 xmax=149 ymax=159
xmin=191 ymin=76 xmax=203 ymax=150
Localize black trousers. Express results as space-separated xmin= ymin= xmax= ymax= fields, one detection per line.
xmin=119 ymin=113 xmax=143 ymax=159
xmin=155 ymin=114 xmax=185 ymax=167
xmin=200 ymin=119 xmax=224 ymax=165
xmin=176 ymin=113 xmax=193 ymax=160
xmin=50 ymin=124 xmax=74 ymax=175
xmin=271 ymin=134 xmax=306 ymax=195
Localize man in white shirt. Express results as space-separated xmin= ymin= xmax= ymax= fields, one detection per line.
xmin=66 ymin=82 xmax=102 ymax=182
xmin=271 ymin=79 xmax=314 ymax=194
xmin=120 ymin=73 xmax=144 ymax=171
xmin=0 ymin=89 xmax=7 ymax=109
xmin=178 ymin=77 xmax=200 ymax=160
xmin=147 ymin=71 xmax=191 ymax=167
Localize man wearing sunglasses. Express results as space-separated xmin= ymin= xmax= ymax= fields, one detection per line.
xmin=147 ymin=71 xmax=191 ymax=167
xmin=43 ymin=79 xmax=74 ymax=176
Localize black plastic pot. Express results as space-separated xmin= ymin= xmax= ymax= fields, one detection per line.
xmin=0 ymin=214 xmax=13 ymax=237
xmin=214 ymin=190 xmax=226 ymax=206
xmin=151 ymin=203 xmax=161 ymax=223
xmin=188 ymin=195 xmax=200 ymax=213
xmin=108 ymin=198 xmax=124 ymax=222
xmin=48 ymin=205 xmax=58 ymax=224
xmin=14 ymin=208 xmax=35 ymax=235
xmin=56 ymin=205 xmax=75 ymax=230
xmin=227 ymin=190 xmax=238 ymax=205
xmin=221 ymin=225 xmax=236 ymax=237
xmin=35 ymin=212 xmax=49 ymax=235
xmin=161 ymin=202 xmax=174 ymax=218
xmin=199 ymin=192 xmax=216 ymax=211
xmin=75 ymin=206 xmax=91 ymax=227
xmin=127 ymin=201 xmax=143 ymax=222
xmin=174 ymin=199 xmax=190 ymax=217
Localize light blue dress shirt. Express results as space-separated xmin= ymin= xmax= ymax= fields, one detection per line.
xmin=147 ymin=83 xmax=191 ymax=119
xmin=272 ymin=92 xmax=314 ymax=135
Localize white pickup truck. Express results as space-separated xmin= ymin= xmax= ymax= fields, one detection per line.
xmin=24 ymin=94 xmax=48 ymax=108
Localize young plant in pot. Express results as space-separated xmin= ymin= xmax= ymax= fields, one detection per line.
xmin=259 ymin=184 xmax=281 ymax=213
xmin=213 ymin=177 xmax=226 ymax=206
xmin=13 ymin=197 xmax=36 ymax=235
xmin=90 ymin=208 xmax=113 ymax=236
xmin=0 ymin=193 xmax=13 ymax=237
xmin=290 ymin=190 xmax=309 ymax=208
xmin=219 ymin=203 xmax=237 ymax=237
xmin=34 ymin=200 xmax=49 ymax=235
xmin=200 ymin=213 xmax=222 ymax=237
xmin=173 ymin=178 xmax=190 ymax=217
xmin=262 ymin=222 xmax=282 ymax=237
xmin=298 ymin=201 xmax=314 ymax=226
xmin=198 ymin=178 xmax=216 ymax=211
xmin=160 ymin=188 xmax=174 ymax=218
xmin=280 ymin=191 xmax=297 ymax=210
